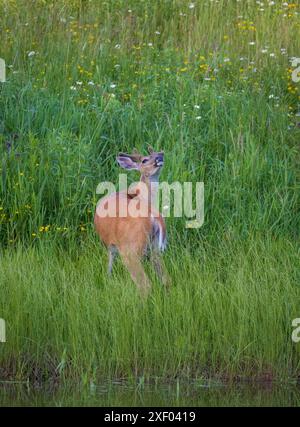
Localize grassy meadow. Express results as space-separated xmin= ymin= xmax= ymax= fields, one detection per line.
xmin=0 ymin=0 xmax=299 ymax=383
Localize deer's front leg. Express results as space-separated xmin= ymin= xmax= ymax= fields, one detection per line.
xmin=108 ymin=245 xmax=118 ymax=275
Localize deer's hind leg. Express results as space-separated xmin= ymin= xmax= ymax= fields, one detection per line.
xmin=150 ymin=249 xmax=170 ymax=289
xmin=119 ymin=249 xmax=151 ymax=299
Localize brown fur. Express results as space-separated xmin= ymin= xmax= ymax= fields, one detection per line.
xmin=94 ymin=149 xmax=168 ymax=298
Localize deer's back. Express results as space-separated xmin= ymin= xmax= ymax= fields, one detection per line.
xmin=95 ymin=191 xmax=165 ymax=254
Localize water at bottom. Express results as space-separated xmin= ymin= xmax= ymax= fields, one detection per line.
xmin=0 ymin=380 xmax=299 ymax=407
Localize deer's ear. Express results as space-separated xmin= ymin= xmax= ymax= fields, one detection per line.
xmin=116 ymin=154 xmax=140 ymax=170
xmin=147 ymin=145 xmax=154 ymax=154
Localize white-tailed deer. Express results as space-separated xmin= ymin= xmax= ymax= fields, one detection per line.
xmin=94 ymin=147 xmax=168 ymax=298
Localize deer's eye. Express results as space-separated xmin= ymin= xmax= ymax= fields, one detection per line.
xmin=142 ymin=159 xmax=148 ymax=164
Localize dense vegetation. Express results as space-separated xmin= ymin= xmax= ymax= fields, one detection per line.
xmin=0 ymin=0 xmax=299 ymax=382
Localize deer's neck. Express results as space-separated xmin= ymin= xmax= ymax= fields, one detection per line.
xmin=140 ymin=174 xmax=159 ymax=209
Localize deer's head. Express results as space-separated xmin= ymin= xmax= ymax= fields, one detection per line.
xmin=117 ymin=146 xmax=164 ymax=179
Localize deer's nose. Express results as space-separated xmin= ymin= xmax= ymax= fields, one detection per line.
xmin=155 ymin=154 xmax=164 ymax=166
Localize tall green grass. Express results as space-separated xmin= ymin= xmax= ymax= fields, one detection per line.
xmin=0 ymin=235 xmax=299 ymax=381
xmin=0 ymin=0 xmax=299 ymax=381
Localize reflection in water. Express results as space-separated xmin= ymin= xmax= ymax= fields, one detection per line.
xmin=0 ymin=380 xmax=299 ymax=407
